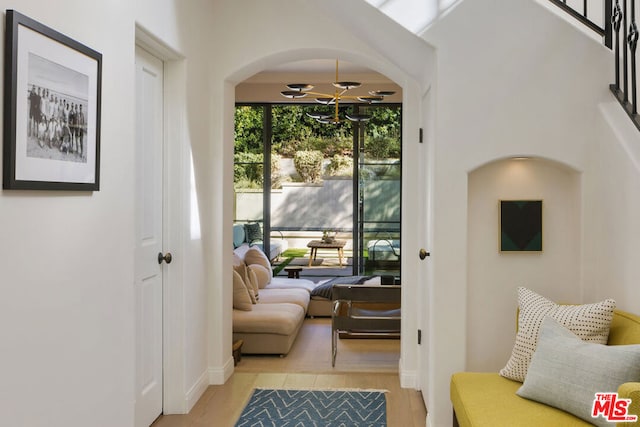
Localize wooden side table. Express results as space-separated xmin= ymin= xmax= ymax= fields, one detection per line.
xmin=284 ymin=266 xmax=302 ymax=278
xmin=306 ymin=239 xmax=347 ymax=267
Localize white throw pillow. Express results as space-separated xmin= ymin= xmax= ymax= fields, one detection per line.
xmin=517 ymin=317 xmax=640 ymax=427
xmin=499 ymin=287 xmax=615 ymax=382
xmin=244 ymin=247 xmax=272 ymax=278
xmin=232 ymin=270 xmax=252 ymax=311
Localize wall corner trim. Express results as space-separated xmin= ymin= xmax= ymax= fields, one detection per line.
xmin=208 ymin=357 xmax=235 ymax=386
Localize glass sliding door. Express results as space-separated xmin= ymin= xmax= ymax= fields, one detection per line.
xmin=355 ymin=104 xmax=402 ymax=281
xmin=234 ymin=102 xmax=400 ymax=280
xmin=270 ymin=104 xmax=354 ymax=274
xmin=233 ymin=105 xmax=266 ymax=249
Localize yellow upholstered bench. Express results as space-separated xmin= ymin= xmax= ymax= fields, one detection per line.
xmin=451 ymin=309 xmax=640 ymax=427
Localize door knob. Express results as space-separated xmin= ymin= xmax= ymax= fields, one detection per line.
xmin=419 ymin=249 xmax=430 ymax=260
xmin=158 ymin=252 xmax=173 ymax=265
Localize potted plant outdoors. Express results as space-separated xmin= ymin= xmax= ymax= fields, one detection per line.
xmin=322 ymin=229 xmax=337 ymax=243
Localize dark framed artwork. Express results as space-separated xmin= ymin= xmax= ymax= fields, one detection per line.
xmin=3 ymin=10 xmax=102 ymax=190
xmin=500 ymin=200 xmax=542 ymax=252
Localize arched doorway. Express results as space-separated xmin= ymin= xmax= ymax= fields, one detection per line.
xmin=218 ymin=50 xmax=429 ymax=389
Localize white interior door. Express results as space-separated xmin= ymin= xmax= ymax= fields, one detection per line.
xmin=134 ymin=46 xmax=164 ymax=427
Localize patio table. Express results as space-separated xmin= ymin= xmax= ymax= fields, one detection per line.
xmin=306 ymin=239 xmax=347 ymax=267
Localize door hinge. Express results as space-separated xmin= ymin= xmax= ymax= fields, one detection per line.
xmin=419 ymin=128 xmax=423 ymax=143
xmin=418 ymin=329 xmax=422 ymax=345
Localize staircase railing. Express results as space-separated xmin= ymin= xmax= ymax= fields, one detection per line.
xmin=550 ymin=0 xmax=640 ymax=131
xmin=610 ymin=0 xmax=640 ymax=130
xmin=548 ymin=0 xmax=613 ymax=48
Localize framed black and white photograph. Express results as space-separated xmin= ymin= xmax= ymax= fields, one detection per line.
xmin=3 ymin=10 xmax=102 ymax=190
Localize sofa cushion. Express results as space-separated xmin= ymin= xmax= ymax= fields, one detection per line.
xmin=267 ymin=277 xmax=318 ymax=293
xmin=232 ymin=270 xmax=252 ymax=311
xmin=258 ymin=288 xmax=310 ymax=311
xmin=608 ymin=309 xmax=640 ymax=345
xmin=517 ymin=317 xmax=640 ymax=427
xmin=233 ymin=224 xmax=246 ymax=248
xmin=245 ymin=246 xmax=272 ymax=278
xmin=451 ymin=372 xmax=589 ymax=427
xmin=232 ymin=302 xmax=304 ymax=336
xmin=267 ymin=277 xmax=318 ymax=292
xmin=500 ymin=287 xmax=615 ymax=382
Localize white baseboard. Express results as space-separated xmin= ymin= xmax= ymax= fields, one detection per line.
xmin=185 ymin=370 xmax=209 ymax=413
xmin=426 ymin=413 xmax=433 ymax=427
xmin=399 ymin=359 xmax=418 ymax=389
xmin=208 ymin=356 xmax=235 ymax=385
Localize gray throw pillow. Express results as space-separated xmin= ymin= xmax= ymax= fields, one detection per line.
xmin=516 ymin=317 xmax=640 ymax=427
xmin=244 ymin=222 xmax=262 ymax=243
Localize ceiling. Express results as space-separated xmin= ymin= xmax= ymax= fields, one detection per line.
xmin=237 ymin=58 xmax=402 ymax=103
xmin=242 ymin=59 xmax=395 ymax=85
xmin=265 ymin=59 xmax=372 ymax=74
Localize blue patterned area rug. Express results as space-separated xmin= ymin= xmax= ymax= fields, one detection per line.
xmin=234 ymin=388 xmax=387 ymax=427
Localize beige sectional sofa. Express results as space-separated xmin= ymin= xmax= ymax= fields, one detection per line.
xmin=232 ymin=244 xmax=318 ymax=355
xmin=231 ymin=244 xmax=395 ymax=355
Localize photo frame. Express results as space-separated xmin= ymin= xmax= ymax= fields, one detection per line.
xmin=500 ymin=200 xmax=543 ymax=252
xmin=3 ymin=10 xmax=102 ymax=190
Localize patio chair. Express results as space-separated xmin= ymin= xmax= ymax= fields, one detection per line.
xmin=331 ymin=284 xmax=401 ymax=367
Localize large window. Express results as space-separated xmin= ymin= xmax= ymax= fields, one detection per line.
xmin=234 ymin=103 xmax=401 ymax=280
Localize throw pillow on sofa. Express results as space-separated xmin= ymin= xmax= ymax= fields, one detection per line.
xmin=246 ymin=266 xmax=260 ymax=300
xmin=248 ymin=263 xmax=271 ymax=289
xmin=233 ymin=253 xmax=257 ymax=304
xmin=232 ymin=270 xmax=253 ymax=311
xmin=233 ymin=224 xmax=246 ymax=249
xmin=500 ymin=287 xmax=615 ymax=382
xmin=244 ymin=246 xmax=272 ymax=278
xmin=244 ymin=222 xmax=262 ymax=243
xmin=517 ymin=317 xmax=640 ymax=427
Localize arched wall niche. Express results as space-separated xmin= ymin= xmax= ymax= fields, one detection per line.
xmin=465 ymin=156 xmax=582 ymax=371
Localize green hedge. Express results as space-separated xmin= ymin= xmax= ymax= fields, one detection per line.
xmin=325 ymin=154 xmax=353 ymax=177
xmin=294 ymin=150 xmax=323 ymax=183
xmin=234 ymin=152 xmax=281 ymax=189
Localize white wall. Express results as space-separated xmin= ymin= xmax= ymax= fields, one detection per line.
xmin=582 ymin=100 xmax=640 ymax=314
xmin=0 ymin=1 xmax=213 ymax=425
xmin=0 ymin=2 xmax=135 ymax=426
xmin=422 ymin=0 xmax=613 ymax=425
xmin=467 ymin=158 xmax=581 ymax=371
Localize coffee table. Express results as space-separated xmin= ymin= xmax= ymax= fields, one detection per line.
xmin=306 ymin=239 xmax=347 ymax=267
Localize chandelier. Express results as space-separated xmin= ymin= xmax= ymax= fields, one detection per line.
xmin=280 ymin=59 xmax=395 ymax=124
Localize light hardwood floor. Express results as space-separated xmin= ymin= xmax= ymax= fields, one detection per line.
xmin=152 ymin=318 xmax=427 ymax=427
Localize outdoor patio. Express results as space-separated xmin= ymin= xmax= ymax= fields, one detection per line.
xmin=272 ymin=246 xmax=355 ymax=282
